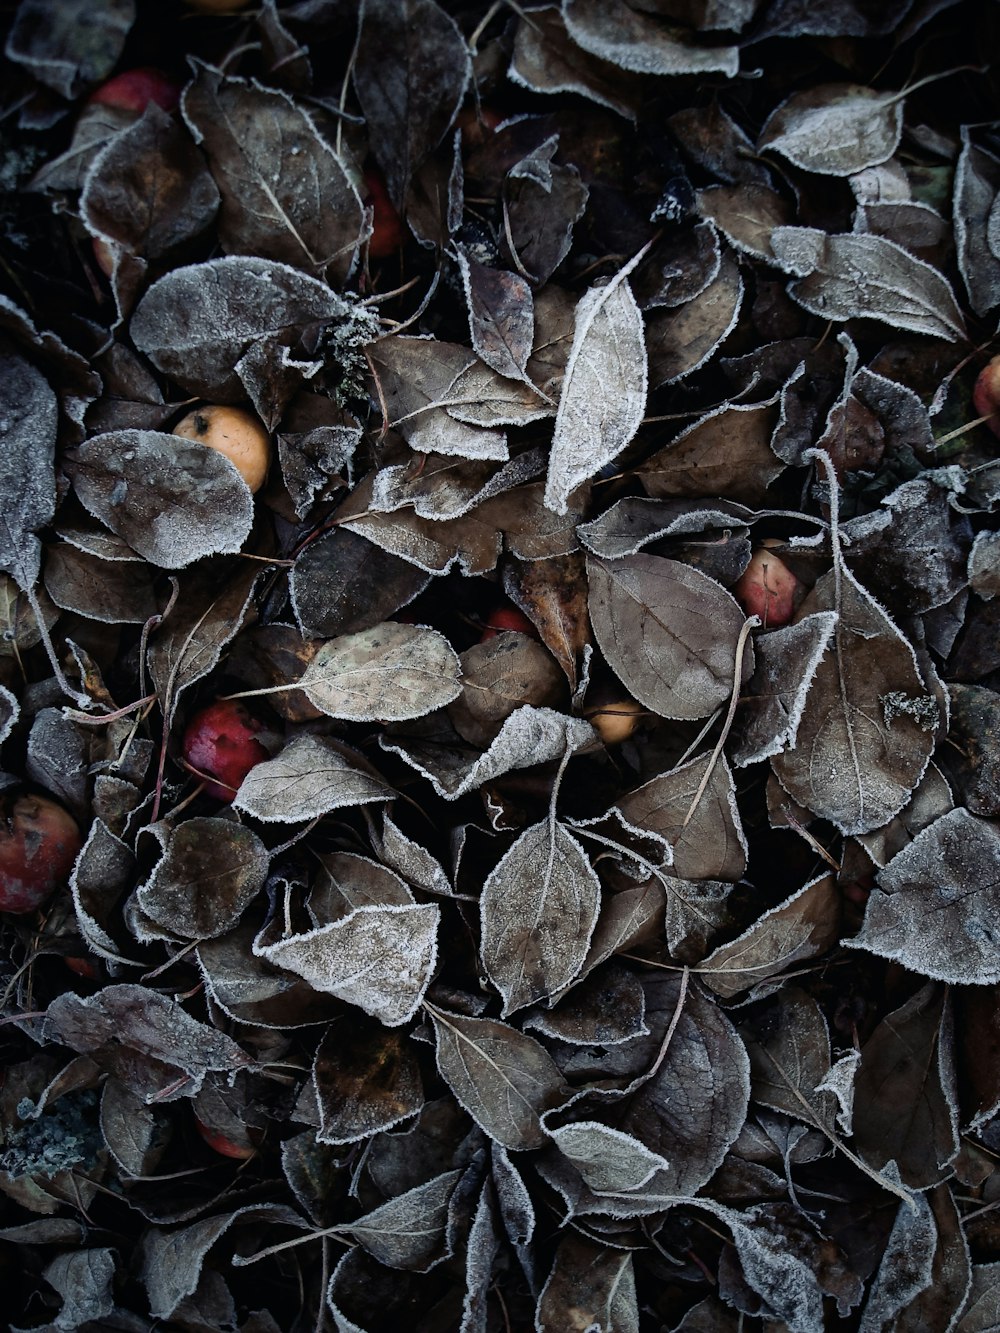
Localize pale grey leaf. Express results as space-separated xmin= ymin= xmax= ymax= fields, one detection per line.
xmin=234 ymin=734 xmax=394 ymax=822
xmin=770 ymin=566 xmax=938 ymax=835
xmin=857 ymin=1190 xmax=938 ymax=1333
xmin=730 ymin=612 xmax=838 ymax=767
xmin=770 ymin=226 xmax=966 ymax=340
xmin=5 ymin=0 xmax=133 ymax=98
xmin=182 ymin=62 xmax=363 ymax=281
xmin=759 ymin=83 xmax=903 ymax=176
xmin=847 ymin=808 xmax=1000 ymax=984
xmin=549 ymin=1122 xmax=670 ymax=1195
xmin=130 ymin=256 xmax=353 ymax=402
xmin=587 ymin=553 xmax=752 ymax=721
xmin=339 ymin=1169 xmax=462 ymax=1272
xmin=257 ymin=903 xmax=438 ymax=1026
xmin=298 ymin=623 xmax=461 ymax=722
xmin=562 ymin=0 xmax=738 ymax=75
xmin=43 ymin=1246 xmax=116 ymax=1331
xmin=957 ymin=1263 xmax=1000 ymax=1333
xmin=372 ymin=812 xmax=453 ymax=899
xmin=544 ymin=255 xmax=647 ymax=515
xmin=509 ymin=5 xmax=640 ymax=121
xmin=0 ymin=352 xmax=57 ymax=590
xmin=381 ymin=705 xmax=595 ymax=801
xmin=536 ymin=1233 xmax=638 ymax=1333
xmin=456 ymin=250 xmax=535 ymax=383
xmin=426 ymin=1005 xmax=567 ymax=1150
xmin=955 ymin=129 xmax=1000 ymax=317
xmin=135 ymin=817 xmax=269 ymax=941
xmin=69 ymin=430 xmax=254 ymax=569
xmin=480 ymin=820 xmax=601 ymax=1015
xmin=701 ymin=874 xmax=839 ymax=1000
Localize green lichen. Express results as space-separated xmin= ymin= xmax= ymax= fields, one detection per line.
xmin=1 ymin=1090 xmax=102 ymax=1179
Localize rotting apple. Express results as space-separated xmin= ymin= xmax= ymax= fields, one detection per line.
xmin=479 ymin=605 xmax=538 ymax=642
xmin=194 ymin=1115 xmax=259 ymax=1160
xmin=585 ymin=696 xmax=645 ymax=746
xmin=0 ymin=794 xmax=82 ymax=915
xmin=732 ymin=545 xmax=803 ymax=629
xmin=64 ymin=955 xmax=100 ymax=980
xmin=87 ymin=67 xmax=181 ymax=115
xmin=181 ymin=699 xmax=270 ymax=801
xmin=363 ymin=166 xmax=404 ymax=258
xmin=973 ymin=354 xmax=1000 ymax=439
xmin=172 ymin=405 xmax=272 ymax=493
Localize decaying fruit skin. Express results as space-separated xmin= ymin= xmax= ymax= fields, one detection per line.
xmin=0 ymin=795 xmax=82 ymax=915
xmin=195 ymin=1115 xmax=259 ymax=1159
xmin=364 ymin=166 xmax=404 ymax=258
xmin=585 ymin=696 xmax=645 ymax=745
xmin=733 ymin=545 xmax=803 ymax=629
xmin=479 ymin=605 xmax=538 ymax=642
xmin=973 ymin=355 xmax=1000 ymax=438
xmin=182 ymin=699 xmax=270 ymax=801
xmin=87 ymin=67 xmax=181 ymax=115
xmin=172 ymin=405 xmax=272 ymax=493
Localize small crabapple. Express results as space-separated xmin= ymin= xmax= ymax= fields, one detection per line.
xmin=585 ymin=696 xmax=645 ymax=746
xmin=86 ymin=67 xmax=180 ymax=115
xmin=0 ymin=794 xmax=82 ymax=915
xmin=195 ymin=1115 xmax=260 ymax=1160
xmin=363 ymin=166 xmax=404 ymax=258
xmin=172 ymin=405 xmax=272 ymax=493
xmin=732 ymin=545 xmax=803 ymax=629
xmin=479 ymin=605 xmax=538 ymax=642
xmin=181 ymin=699 xmax=270 ymax=801
xmin=973 ymin=355 xmax=1000 ymax=439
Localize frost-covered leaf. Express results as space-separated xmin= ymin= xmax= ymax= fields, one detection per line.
xmin=544 ymin=254 xmax=647 ymax=514
xmin=69 ymin=430 xmax=253 ymax=569
xmin=449 ymin=631 xmax=565 ymax=748
xmin=182 ymin=63 xmax=363 ymax=281
xmin=770 ymin=226 xmax=966 ymax=340
xmin=337 ymin=1169 xmax=461 ymax=1272
xmin=701 ymin=875 xmax=839 ymax=1000
xmin=456 ymin=250 xmax=536 ymax=384
xmin=42 ymin=984 xmax=253 ymax=1103
xmin=234 ymin=735 xmax=394 ymax=822
xmin=135 ymin=818 xmax=269 ymax=941
xmin=426 ymin=1005 xmax=567 ymax=1150
xmin=353 ymin=0 xmax=471 ymax=211
xmin=536 ymin=1233 xmax=638 ymax=1332
xmin=852 ymin=982 xmax=958 ymax=1188
xmin=647 ymin=250 xmax=744 ymax=386
xmin=955 ymin=128 xmax=1000 ymax=317
xmin=860 ymin=1185 xmax=969 ymax=1332
xmin=480 ymin=819 xmax=601 ymax=1015
xmin=381 ymin=705 xmax=594 ymax=801
xmin=130 ymin=256 xmax=356 ymax=407
xmin=729 ymin=612 xmax=838 ymax=767
xmin=847 ymin=808 xmax=1000 ymax=983
xmin=0 ymin=352 xmax=57 ymax=591
xmin=956 ymin=1263 xmax=1000 ymax=1332
xmin=697 ymin=183 xmax=791 ymax=261
xmin=562 ymin=0 xmax=738 ymax=76
xmin=257 ymin=903 xmax=439 ymax=1026
xmin=100 ymin=1078 xmax=169 ymax=1179
xmin=313 ymin=1017 xmax=423 ymax=1145
xmin=588 ymin=553 xmax=752 ymax=721
xmin=617 ymin=751 xmax=747 ymax=881
xmin=42 ymin=1246 xmax=116 ymax=1331
xmin=44 ymin=543 xmax=158 ymax=625
xmin=638 ymin=400 xmax=782 ymax=508
xmin=5 ymin=0 xmax=133 ymax=98
xmin=549 ymin=1122 xmax=669 ymax=1195
xmin=142 ymin=1205 xmax=302 ymax=1319
xmin=509 ymin=6 xmax=639 ymax=121
xmin=81 ymin=102 xmax=219 ymax=262
xmin=297 ymin=623 xmax=461 ymax=722
xmin=759 ymin=84 xmax=904 ymax=176
xmin=771 ymin=566 xmax=937 ymax=835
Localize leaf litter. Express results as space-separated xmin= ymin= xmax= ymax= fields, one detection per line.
xmin=0 ymin=1 xmax=999 ymax=1329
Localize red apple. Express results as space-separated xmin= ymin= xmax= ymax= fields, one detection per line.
xmin=973 ymin=355 xmax=1000 ymax=439
xmin=363 ymin=166 xmax=404 ymax=259
xmin=87 ymin=67 xmax=180 ymax=115
xmin=195 ymin=1115 xmax=259 ymax=1160
xmin=0 ymin=794 xmax=82 ymax=915
xmin=732 ymin=546 xmax=803 ymax=629
xmin=479 ymin=605 xmax=538 ymax=642
xmin=65 ymin=955 xmax=100 ymax=980
xmin=181 ymin=699 xmax=270 ymax=801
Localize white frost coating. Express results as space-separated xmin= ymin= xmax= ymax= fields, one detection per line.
xmin=547 ymin=1122 xmax=669 ymax=1195
xmin=758 ymin=83 xmax=903 ymax=177
xmin=380 ymin=705 xmax=596 ymax=801
xmin=256 ymin=903 xmax=440 ymax=1027
xmin=815 ymin=1048 xmax=861 ymax=1135
xmin=562 ymin=0 xmax=739 ymax=77
xmin=544 ymin=247 xmax=648 ymax=515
